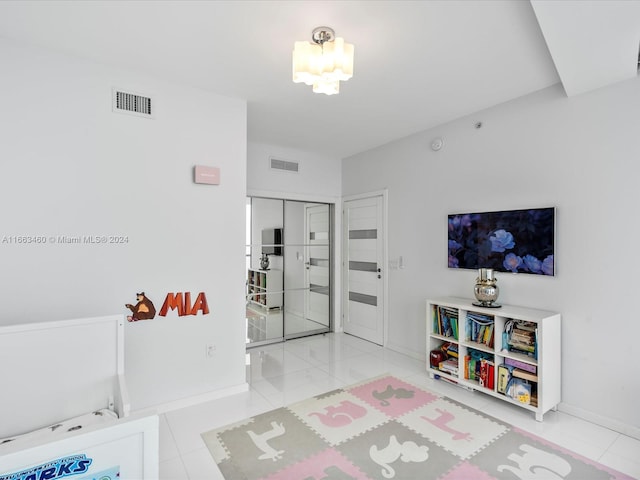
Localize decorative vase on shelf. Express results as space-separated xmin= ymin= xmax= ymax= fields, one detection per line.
xmin=260 ymin=253 xmax=270 ymax=270
xmin=473 ymin=268 xmax=501 ymax=308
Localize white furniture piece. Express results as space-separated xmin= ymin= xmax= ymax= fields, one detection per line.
xmin=0 ymin=414 xmax=158 ymax=480
xmin=0 ymin=314 xmax=159 ymax=479
xmin=426 ymin=297 xmax=561 ymax=421
xmin=247 ymin=268 xmax=283 ymax=309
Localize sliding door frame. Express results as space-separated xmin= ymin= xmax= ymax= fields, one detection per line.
xmin=247 ymin=189 xmax=339 ymax=346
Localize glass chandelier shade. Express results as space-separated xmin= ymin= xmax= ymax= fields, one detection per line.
xmin=292 ymin=30 xmax=354 ymax=95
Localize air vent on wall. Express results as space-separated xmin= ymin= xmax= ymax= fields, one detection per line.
xmin=112 ymin=88 xmax=154 ymax=118
xmin=269 ymin=157 xmax=299 ymax=173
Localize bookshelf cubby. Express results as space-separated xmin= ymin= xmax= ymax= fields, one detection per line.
xmin=427 ymin=296 xmax=561 ymax=421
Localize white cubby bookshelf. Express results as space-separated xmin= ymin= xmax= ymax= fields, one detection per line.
xmin=426 ymin=296 xmax=561 ymax=421
xmin=247 ymin=268 xmax=283 ymax=310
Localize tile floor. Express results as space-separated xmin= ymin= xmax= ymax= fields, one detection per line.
xmin=246 ymin=306 xmax=329 ymax=346
xmin=159 ymin=332 xmax=640 ymax=479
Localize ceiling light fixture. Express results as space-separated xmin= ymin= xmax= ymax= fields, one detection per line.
xmin=292 ymin=26 xmax=354 ymax=95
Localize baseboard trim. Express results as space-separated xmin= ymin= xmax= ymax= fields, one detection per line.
xmin=386 ymin=343 xmax=638 ymax=440
xmin=385 ymin=341 xmax=425 ymax=363
xmin=134 ymin=382 xmax=250 ymax=416
xmin=558 ymin=402 xmax=640 ymax=440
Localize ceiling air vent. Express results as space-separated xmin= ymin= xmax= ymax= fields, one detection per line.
xmin=269 ymin=157 xmax=299 ymax=173
xmin=112 ymin=88 xmax=154 ymax=118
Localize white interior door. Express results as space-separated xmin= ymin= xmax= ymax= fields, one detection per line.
xmin=343 ymin=195 xmax=384 ymax=345
xmin=304 ymin=204 xmax=330 ymax=327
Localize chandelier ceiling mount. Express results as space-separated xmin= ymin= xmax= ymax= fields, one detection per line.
xmin=311 ymin=26 xmax=335 ymax=46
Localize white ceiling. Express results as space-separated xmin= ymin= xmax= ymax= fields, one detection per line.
xmin=0 ymin=1 xmax=638 ymax=158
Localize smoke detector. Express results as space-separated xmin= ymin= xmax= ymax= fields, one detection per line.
xmin=430 ymin=137 xmax=444 ymax=151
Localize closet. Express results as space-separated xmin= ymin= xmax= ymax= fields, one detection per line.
xmin=246 ymin=197 xmax=333 ymax=346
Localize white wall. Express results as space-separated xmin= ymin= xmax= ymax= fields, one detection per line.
xmin=0 ymin=39 xmax=248 ymax=410
xmin=247 ymin=142 xmax=342 ymax=199
xmin=343 ymin=80 xmax=640 ymax=434
xmin=247 ymin=142 xmax=343 ymax=329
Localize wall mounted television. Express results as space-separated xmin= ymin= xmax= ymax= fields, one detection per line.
xmin=262 ymin=228 xmax=283 ymax=256
xmin=448 ymin=207 xmax=555 ymax=276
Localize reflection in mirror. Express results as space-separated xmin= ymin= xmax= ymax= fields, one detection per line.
xmin=246 ymin=198 xmax=284 ymax=345
xmin=245 ymin=197 xmax=332 ymax=347
xmin=283 ymin=201 xmax=330 ymax=337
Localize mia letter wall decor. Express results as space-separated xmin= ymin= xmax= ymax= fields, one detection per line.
xmin=126 ymin=291 xmax=209 ymax=321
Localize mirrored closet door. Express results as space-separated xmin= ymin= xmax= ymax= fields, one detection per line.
xmin=246 ymin=197 xmax=333 ymax=347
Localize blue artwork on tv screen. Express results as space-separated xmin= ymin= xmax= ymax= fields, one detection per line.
xmin=448 ymin=207 xmax=555 ymax=276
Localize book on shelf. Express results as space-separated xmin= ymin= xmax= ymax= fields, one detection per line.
xmin=478 ymin=359 xmax=495 ymax=390
xmin=439 ymin=358 xmax=459 ymax=376
xmin=435 ymin=305 xmax=458 ymax=339
xmin=508 ymin=342 xmax=536 ymax=357
xmin=504 ymin=319 xmax=538 ymax=359
xmin=504 ymin=357 xmax=537 ymax=374
xmin=483 ymin=323 xmax=495 ymax=347
xmin=514 ymin=321 xmax=537 ymax=332
xmin=509 ymin=338 xmax=535 ymax=349
xmin=464 ymin=350 xmax=492 ymax=382
xmin=441 ymin=341 xmax=458 ymax=358
xmin=464 ymin=355 xmax=469 ymax=380
xmin=511 ymin=328 xmax=535 ymax=343
xmin=479 ymin=359 xmax=487 ymax=387
xmin=464 ymin=355 xmax=479 ymax=381
xmin=512 ymin=368 xmax=538 ymax=383
xmin=488 ymin=362 xmax=495 ymax=390
xmin=466 ymin=312 xmax=495 ymax=347
xmin=468 ymin=358 xmax=481 ymax=382
xmin=497 ymin=364 xmax=511 ymax=394
xmin=508 ymin=378 xmax=532 ymax=405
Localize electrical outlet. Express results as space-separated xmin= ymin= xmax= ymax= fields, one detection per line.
xmin=206 ymin=344 xmax=216 ymax=358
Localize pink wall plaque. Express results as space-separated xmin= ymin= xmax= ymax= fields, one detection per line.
xmin=194 ymin=165 xmax=220 ymax=185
